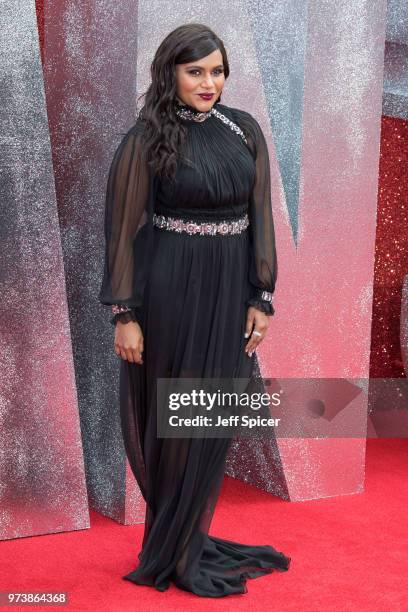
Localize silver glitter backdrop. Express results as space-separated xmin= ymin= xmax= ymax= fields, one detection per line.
xmin=1 ymin=0 xmax=389 ymax=533
xmin=42 ymin=0 xmax=387 ymax=510
xmin=133 ymin=1 xmax=385 ymax=501
xmin=0 ymin=0 xmax=89 ymax=539
xmin=43 ymin=0 xmax=145 ymax=524
xmin=383 ymin=0 xmax=408 ymax=118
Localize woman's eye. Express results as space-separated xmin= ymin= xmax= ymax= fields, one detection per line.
xmin=188 ymin=69 xmax=224 ymax=76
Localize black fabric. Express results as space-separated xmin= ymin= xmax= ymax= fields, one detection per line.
xmin=99 ymin=101 xmax=290 ymax=597
xmin=99 ymin=117 xmax=157 ymax=311
xmin=110 ymin=308 xmax=141 ymax=327
xmin=246 ymin=293 xmax=275 ymax=315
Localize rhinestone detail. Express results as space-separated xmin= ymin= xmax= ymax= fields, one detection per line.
xmin=111 ymin=304 xmax=132 ymax=315
xmin=174 ymin=104 xmax=248 ymax=144
xmin=175 ymin=105 xmax=212 ymax=122
xmin=211 ymin=108 xmax=248 ymax=144
xmin=153 ymin=212 xmax=249 ymax=236
xmin=260 ymin=290 xmax=273 ymax=302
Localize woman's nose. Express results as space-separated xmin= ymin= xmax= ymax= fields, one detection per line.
xmin=201 ymin=75 xmax=215 ymax=88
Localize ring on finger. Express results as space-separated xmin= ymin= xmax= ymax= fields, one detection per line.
xmin=252 ymin=330 xmax=262 ymax=337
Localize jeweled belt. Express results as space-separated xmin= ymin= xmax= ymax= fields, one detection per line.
xmin=152 ymin=212 xmax=249 ymax=236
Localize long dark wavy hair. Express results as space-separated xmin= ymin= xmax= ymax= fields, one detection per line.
xmin=135 ymin=23 xmax=230 ymax=182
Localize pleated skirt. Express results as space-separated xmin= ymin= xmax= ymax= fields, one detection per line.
xmin=119 ymin=219 xmax=291 ymax=597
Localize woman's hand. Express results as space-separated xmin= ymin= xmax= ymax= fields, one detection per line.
xmin=114 ymin=320 xmax=144 ymax=364
xmin=244 ymin=307 xmax=269 ymax=357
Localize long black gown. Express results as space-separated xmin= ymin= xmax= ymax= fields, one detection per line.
xmin=99 ymin=99 xmax=291 ymax=597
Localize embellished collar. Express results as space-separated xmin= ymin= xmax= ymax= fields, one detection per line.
xmin=174 ymin=99 xmax=214 ymax=123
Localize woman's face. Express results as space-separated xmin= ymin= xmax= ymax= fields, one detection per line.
xmin=175 ymin=48 xmax=225 ymax=111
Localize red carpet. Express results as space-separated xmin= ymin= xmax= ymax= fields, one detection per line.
xmin=1 ymin=439 xmax=406 ymax=610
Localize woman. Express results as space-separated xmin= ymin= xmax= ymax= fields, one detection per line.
xmin=99 ymin=23 xmax=291 ymax=597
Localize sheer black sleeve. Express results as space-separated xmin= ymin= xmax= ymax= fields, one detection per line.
xmin=98 ymin=119 xmax=157 ymax=326
xmin=239 ymin=111 xmax=278 ymax=316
